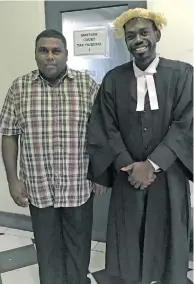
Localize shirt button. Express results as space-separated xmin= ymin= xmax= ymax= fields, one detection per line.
xmin=144 ymin=145 xmax=148 ymax=149
xmin=143 ymin=128 xmax=148 ymax=132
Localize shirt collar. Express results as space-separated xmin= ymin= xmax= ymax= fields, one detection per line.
xmin=133 ymin=55 xmax=160 ymax=78
xmin=31 ymin=66 xmax=77 ymax=82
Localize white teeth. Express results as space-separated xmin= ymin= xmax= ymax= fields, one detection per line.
xmin=136 ymin=46 xmax=147 ymax=51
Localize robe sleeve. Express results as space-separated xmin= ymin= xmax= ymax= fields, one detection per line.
xmin=87 ymin=71 xmax=134 ymax=184
xmin=148 ymin=63 xmax=193 ymax=173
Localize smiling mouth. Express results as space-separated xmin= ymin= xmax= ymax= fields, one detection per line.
xmin=134 ymin=46 xmax=148 ymax=53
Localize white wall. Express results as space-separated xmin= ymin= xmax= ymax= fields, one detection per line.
xmin=148 ymin=0 xmax=194 ymax=207
xmin=0 ymin=1 xmax=45 ymax=214
xmin=148 ymin=0 xmax=194 ymax=65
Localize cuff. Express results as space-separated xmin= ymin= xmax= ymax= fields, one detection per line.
xmin=148 ymin=142 xmax=176 ymax=172
xmin=114 ymin=151 xmax=134 ymax=173
xmin=148 ymin=159 xmax=160 ymax=171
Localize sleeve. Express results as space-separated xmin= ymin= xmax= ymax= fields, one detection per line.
xmin=88 ymin=75 xmax=100 ymax=107
xmin=148 ymin=64 xmax=193 ymax=172
xmin=88 ymin=72 xmax=133 ymax=181
xmin=0 ymin=85 xmax=21 ymax=136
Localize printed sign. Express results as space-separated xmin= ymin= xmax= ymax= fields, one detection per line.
xmin=73 ymin=28 xmax=108 ymax=56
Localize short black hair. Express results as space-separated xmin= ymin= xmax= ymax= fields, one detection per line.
xmin=35 ymin=29 xmax=67 ymax=48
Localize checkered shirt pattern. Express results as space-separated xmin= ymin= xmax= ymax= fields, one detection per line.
xmin=0 ymin=68 xmax=99 ymax=208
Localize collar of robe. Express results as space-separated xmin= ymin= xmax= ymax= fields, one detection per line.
xmin=133 ymin=56 xmax=160 ymax=111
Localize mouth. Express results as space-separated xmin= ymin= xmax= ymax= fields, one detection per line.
xmin=133 ymin=45 xmax=148 ymax=54
xmin=45 ymin=64 xmax=57 ymax=68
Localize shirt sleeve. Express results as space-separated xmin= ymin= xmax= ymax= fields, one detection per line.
xmin=0 ymin=85 xmax=21 ymax=136
xmin=88 ymin=75 xmax=100 ymax=106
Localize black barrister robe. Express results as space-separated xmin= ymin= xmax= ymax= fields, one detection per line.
xmin=87 ymin=58 xmax=193 ymax=284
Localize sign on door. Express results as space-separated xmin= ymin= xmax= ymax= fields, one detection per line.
xmin=73 ymin=28 xmax=108 ymax=56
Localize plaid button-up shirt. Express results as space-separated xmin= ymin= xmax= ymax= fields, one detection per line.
xmin=0 ymin=68 xmax=99 ymax=208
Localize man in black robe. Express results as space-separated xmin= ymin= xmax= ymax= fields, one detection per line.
xmin=87 ymin=8 xmax=193 ymax=284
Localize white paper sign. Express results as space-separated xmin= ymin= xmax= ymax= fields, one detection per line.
xmin=73 ymin=29 xmax=108 ymax=56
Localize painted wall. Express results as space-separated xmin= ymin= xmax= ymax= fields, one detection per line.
xmin=148 ymin=0 xmax=194 ymax=64
xmin=0 ymin=1 xmax=45 ymax=214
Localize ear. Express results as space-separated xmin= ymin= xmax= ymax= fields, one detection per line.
xmin=155 ymin=29 xmax=161 ymax=43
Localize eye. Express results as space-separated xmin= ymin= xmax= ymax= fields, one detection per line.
xmin=39 ymin=47 xmax=47 ymax=53
xmin=142 ymin=31 xmax=148 ymax=36
xmin=126 ymin=34 xmax=135 ymax=40
xmin=53 ymin=48 xmax=61 ymax=54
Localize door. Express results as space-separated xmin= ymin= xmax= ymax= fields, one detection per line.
xmin=45 ymin=1 xmax=147 ymax=242
xmin=61 ymin=6 xmax=131 ymax=84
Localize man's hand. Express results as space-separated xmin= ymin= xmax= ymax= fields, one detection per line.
xmin=122 ymin=161 xmax=156 ymax=189
xmin=93 ymin=184 xmax=109 ymax=196
xmin=9 ymin=179 xmax=29 ymax=207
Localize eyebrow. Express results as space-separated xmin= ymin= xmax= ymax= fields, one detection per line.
xmin=37 ymin=46 xmax=62 ymax=50
xmin=125 ymin=27 xmax=150 ymax=35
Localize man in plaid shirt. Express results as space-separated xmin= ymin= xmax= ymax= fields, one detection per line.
xmin=0 ymin=29 xmax=99 ymax=284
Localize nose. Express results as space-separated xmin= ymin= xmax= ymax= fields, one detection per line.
xmin=134 ymin=34 xmax=143 ymax=46
xmin=47 ymin=51 xmax=54 ymax=60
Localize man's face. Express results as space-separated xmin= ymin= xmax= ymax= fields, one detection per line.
xmin=35 ymin=37 xmax=68 ymax=81
xmin=124 ymin=18 xmax=161 ymax=61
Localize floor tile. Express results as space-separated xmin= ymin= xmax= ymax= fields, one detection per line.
xmin=0 ymin=235 xmax=32 ymax=252
xmin=0 ymin=212 xmax=32 ymax=232
xmin=1 ymin=264 xmax=39 ymax=284
xmin=5 ymin=228 xmax=34 ymax=239
xmin=93 ymin=270 xmax=194 ymax=284
xmin=93 ymin=242 xmax=106 ymax=253
xmin=91 ymin=241 xmax=98 ymax=250
xmin=0 ymin=244 xmax=37 ymax=273
xmin=0 ymin=227 xmax=8 ymax=234
xmin=89 ymin=250 xmax=105 ymax=273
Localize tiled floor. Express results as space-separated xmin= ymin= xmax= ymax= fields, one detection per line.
xmin=0 ymin=227 xmax=193 ymax=284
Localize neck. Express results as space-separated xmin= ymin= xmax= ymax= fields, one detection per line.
xmin=40 ymin=67 xmax=67 ymax=86
xmin=135 ymin=53 xmax=157 ymax=71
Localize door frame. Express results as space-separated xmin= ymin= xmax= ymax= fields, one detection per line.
xmin=44 ymin=1 xmax=147 ymax=32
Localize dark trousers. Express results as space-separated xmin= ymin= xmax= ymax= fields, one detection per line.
xmin=29 ymin=194 xmax=93 ymax=284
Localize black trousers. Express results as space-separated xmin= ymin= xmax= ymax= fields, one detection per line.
xmin=29 ymin=194 xmax=93 ymax=284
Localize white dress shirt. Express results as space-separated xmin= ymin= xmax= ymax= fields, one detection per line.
xmin=133 ymin=56 xmax=160 ymax=171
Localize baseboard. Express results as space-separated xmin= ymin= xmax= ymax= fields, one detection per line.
xmin=0 ymin=211 xmax=32 ymax=232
